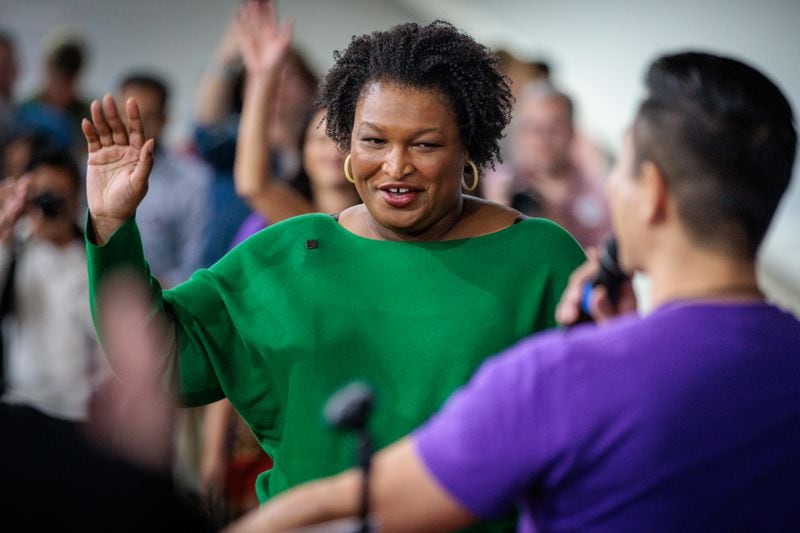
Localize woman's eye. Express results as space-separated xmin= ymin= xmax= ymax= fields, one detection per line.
xmin=416 ymin=142 xmax=441 ymax=149
xmin=362 ymin=138 xmax=385 ymax=145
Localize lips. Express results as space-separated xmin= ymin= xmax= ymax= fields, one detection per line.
xmin=377 ymin=183 xmax=422 ymax=208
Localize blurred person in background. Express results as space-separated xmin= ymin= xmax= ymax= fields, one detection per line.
xmin=119 ymin=72 xmax=210 ymax=288
xmin=193 ymin=12 xmax=316 ymax=267
xmin=0 ymin=150 xmax=106 ymax=423
xmin=484 ymin=82 xmax=611 ymax=249
xmin=17 ymin=34 xmax=92 ymax=161
xmin=495 ymin=49 xmax=550 ymax=103
xmin=0 ymin=31 xmax=18 ymax=170
xmin=229 ymin=3 xmax=359 ymax=243
xmin=1 ymin=272 xmax=214 ymax=532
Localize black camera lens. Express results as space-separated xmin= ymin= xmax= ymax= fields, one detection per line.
xmin=31 ymin=191 xmax=67 ymax=219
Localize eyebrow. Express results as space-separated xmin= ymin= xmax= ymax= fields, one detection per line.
xmin=359 ymin=121 xmax=442 ymax=136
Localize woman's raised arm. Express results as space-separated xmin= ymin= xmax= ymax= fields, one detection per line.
xmin=234 ymin=0 xmax=313 ymax=222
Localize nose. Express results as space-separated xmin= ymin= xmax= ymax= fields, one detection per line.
xmin=381 ymin=146 xmax=413 ymax=179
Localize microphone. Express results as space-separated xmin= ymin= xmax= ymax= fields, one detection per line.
xmin=580 ymin=237 xmax=630 ymax=316
xmin=324 ymin=382 xmax=374 ymax=431
xmin=325 ymin=381 xmax=376 ymax=533
xmin=593 ymin=237 xmax=629 ymax=308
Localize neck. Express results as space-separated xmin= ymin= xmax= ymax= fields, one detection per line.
xmin=366 ymin=195 xmax=464 ymax=242
xmin=43 ymin=83 xmax=76 ymax=109
xmin=312 ymin=184 xmax=359 ymax=215
xmin=646 ymin=241 xmax=762 ymax=308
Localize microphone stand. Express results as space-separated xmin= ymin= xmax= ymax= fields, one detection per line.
xmin=357 ymin=427 xmax=373 ymax=533
xmin=324 ymin=381 xmax=375 ymax=533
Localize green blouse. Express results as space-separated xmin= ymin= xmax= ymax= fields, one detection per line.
xmin=87 ymin=213 xmax=585 ymax=504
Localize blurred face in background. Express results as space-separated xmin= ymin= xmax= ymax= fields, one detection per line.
xmin=27 ymin=164 xmax=79 ymax=245
xmin=271 ymin=56 xmax=317 ymax=150
xmin=511 ymin=94 xmax=574 ymax=175
xmin=120 ymin=84 xmax=167 ymax=143
xmin=303 ymin=109 xmax=346 ymax=189
xmin=275 ymin=62 xmax=315 ymax=122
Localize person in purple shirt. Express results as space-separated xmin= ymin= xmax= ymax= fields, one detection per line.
xmin=225 ymin=52 xmax=799 ymax=532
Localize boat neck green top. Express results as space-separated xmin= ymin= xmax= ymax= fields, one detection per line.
xmin=87 ymin=212 xmax=585 ymax=504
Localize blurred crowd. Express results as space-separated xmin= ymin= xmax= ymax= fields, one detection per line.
xmin=0 ymin=12 xmax=613 ymax=529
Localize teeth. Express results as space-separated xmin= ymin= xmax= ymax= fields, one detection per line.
xmin=388 ymin=188 xmax=411 ymax=193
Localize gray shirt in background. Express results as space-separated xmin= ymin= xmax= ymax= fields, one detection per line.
xmin=136 ymin=148 xmax=211 ymax=288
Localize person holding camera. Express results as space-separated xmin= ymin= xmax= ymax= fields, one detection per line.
xmin=0 ymin=150 xmax=106 ymax=423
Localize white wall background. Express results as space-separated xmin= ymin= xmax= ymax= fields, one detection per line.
xmin=2 ymin=0 xmax=798 ymax=312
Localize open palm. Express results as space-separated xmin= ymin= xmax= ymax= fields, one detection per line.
xmin=236 ymin=0 xmax=293 ymax=75
xmin=82 ymin=95 xmax=154 ymax=242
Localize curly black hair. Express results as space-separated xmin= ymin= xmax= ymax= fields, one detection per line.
xmin=316 ymin=21 xmax=513 ymax=172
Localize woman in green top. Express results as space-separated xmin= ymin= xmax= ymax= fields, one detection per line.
xmin=81 ymin=3 xmax=585 ymax=527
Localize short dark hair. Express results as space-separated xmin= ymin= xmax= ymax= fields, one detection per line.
xmin=632 ymin=51 xmax=797 ymax=258
xmin=46 ymin=38 xmax=85 ymax=77
xmin=521 ymin=81 xmax=574 ymax=123
xmin=120 ymin=72 xmax=169 ymax=112
xmin=530 ymin=60 xmax=551 ymax=79
xmin=317 ymin=21 xmax=513 ymax=172
xmin=26 ymin=149 xmax=82 ymax=193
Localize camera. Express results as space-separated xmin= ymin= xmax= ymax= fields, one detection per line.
xmin=30 ymin=191 xmax=67 ymax=219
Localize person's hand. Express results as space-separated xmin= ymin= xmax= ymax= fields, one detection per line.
xmin=81 ymin=95 xmax=154 ymax=245
xmin=556 ymin=248 xmax=637 ymax=325
xmin=0 ymin=175 xmax=30 ymax=242
xmin=86 ymin=272 xmax=175 ymax=473
xmin=236 ymin=0 xmax=293 ymax=76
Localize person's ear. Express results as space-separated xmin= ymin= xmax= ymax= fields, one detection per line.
xmin=638 ymin=160 xmax=668 ymax=226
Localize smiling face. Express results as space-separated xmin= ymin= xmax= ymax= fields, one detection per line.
xmin=349 ymin=81 xmax=468 ymax=236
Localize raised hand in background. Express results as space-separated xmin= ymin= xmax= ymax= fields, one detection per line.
xmin=236 ymin=0 xmax=293 ymax=76
xmin=0 ymin=175 xmax=31 ymax=242
xmin=232 ymin=0 xmax=314 ymax=222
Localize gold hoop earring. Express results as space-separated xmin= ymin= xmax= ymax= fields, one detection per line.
xmin=462 ymin=160 xmax=479 ymax=192
xmin=344 ymin=154 xmax=356 ymax=184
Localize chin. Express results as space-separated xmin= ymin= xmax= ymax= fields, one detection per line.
xmin=369 ymin=205 xmax=423 ymax=232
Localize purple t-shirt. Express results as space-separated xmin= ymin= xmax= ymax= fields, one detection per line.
xmin=414 ymin=301 xmax=800 ymax=532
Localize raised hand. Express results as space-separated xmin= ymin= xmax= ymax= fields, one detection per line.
xmin=0 ymin=175 xmax=31 ymax=242
xmin=82 ymin=95 xmax=154 ymax=245
xmin=236 ymin=0 xmax=293 ymax=75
